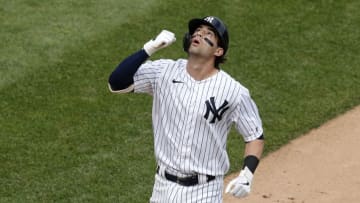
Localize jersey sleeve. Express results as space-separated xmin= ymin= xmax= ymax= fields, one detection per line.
xmin=232 ymin=92 xmax=264 ymax=142
xmin=133 ymin=59 xmax=171 ymax=95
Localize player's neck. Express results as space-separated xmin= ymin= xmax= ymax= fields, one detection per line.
xmin=186 ymin=57 xmax=219 ymax=81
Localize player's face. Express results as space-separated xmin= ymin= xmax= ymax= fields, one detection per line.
xmin=188 ymin=25 xmax=224 ymax=58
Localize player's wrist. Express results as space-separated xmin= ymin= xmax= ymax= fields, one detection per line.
xmin=143 ymin=30 xmax=176 ymax=56
xmin=143 ymin=40 xmax=156 ymax=56
xmin=243 ymin=155 xmax=259 ymax=174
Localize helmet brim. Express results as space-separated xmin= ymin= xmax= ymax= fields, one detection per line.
xmin=188 ymin=18 xmax=215 ymax=35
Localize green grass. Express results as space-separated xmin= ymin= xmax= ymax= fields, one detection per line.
xmin=1 ymin=0 xmax=360 ymax=202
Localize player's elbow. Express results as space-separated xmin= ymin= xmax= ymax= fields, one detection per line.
xmin=108 ymin=83 xmax=134 ymax=94
xmin=108 ymin=73 xmax=135 ymax=94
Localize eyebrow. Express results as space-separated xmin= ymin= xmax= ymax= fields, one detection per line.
xmin=207 ymin=27 xmax=217 ymax=34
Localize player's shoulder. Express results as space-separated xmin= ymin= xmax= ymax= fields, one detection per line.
xmin=218 ymin=70 xmax=250 ymax=96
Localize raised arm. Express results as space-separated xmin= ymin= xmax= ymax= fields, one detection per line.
xmin=108 ymin=30 xmax=176 ymax=93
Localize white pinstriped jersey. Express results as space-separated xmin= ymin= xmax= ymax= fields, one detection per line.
xmin=133 ymin=59 xmax=263 ymax=177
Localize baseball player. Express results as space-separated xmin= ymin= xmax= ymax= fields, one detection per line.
xmin=108 ymin=16 xmax=264 ymax=202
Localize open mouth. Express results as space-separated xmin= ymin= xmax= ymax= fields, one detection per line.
xmin=191 ymin=37 xmax=201 ymax=45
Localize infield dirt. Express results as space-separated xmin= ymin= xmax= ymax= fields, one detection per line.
xmin=223 ymin=105 xmax=360 ymax=203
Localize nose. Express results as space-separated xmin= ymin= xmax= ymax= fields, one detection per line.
xmin=193 ymin=30 xmax=204 ymax=38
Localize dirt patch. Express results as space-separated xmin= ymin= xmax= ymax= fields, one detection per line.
xmin=223 ymin=105 xmax=360 ymax=203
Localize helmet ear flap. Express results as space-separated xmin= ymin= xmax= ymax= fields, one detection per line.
xmin=183 ymin=32 xmax=191 ymax=52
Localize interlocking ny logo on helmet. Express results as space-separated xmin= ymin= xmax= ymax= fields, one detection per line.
xmin=204 ymin=16 xmax=215 ymax=23
xmin=183 ymin=16 xmax=229 ymax=55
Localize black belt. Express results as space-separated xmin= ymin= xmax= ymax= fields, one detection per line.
xmin=156 ymin=166 xmax=215 ymax=186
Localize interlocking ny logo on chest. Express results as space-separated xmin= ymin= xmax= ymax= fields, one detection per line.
xmin=204 ymin=97 xmax=229 ymax=123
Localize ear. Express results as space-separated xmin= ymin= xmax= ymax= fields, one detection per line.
xmin=214 ymin=47 xmax=224 ymax=57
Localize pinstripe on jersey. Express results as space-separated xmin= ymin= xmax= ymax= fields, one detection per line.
xmin=133 ymin=59 xmax=263 ymax=178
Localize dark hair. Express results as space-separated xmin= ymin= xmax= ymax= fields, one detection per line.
xmin=214 ymin=33 xmax=227 ymax=69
